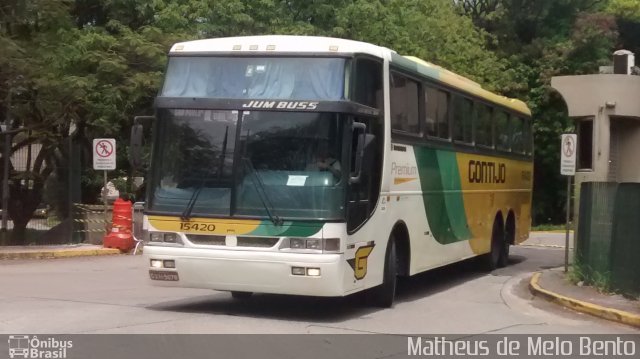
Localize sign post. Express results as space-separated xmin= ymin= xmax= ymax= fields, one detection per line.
xmin=560 ymin=134 xmax=577 ymax=273
xmin=93 ymin=139 xmax=117 ymax=226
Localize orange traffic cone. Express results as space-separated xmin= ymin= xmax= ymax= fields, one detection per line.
xmin=103 ymin=198 xmax=135 ymax=252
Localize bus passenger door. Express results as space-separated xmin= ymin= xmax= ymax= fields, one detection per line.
xmin=346 ymin=118 xmax=377 ymax=233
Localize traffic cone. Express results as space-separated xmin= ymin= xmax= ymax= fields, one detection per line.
xmin=103 ymin=198 xmax=135 ymax=252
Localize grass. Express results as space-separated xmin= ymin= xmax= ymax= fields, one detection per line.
xmin=567 ymin=262 xmax=612 ymax=294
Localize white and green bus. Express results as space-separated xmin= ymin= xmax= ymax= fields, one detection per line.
xmin=138 ymin=35 xmax=533 ymax=307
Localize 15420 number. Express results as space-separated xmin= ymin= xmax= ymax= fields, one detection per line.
xmin=179 ymin=222 xmax=216 ymax=232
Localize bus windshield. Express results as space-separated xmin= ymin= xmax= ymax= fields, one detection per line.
xmin=148 ymin=109 xmax=347 ymax=220
xmin=161 ymin=57 xmax=347 ymax=100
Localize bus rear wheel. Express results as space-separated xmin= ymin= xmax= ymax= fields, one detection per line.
xmin=481 ymin=218 xmax=506 ymax=271
xmin=366 ymin=236 xmax=397 ymax=308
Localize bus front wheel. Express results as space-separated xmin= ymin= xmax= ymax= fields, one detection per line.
xmin=366 ymin=236 xmax=397 ymax=308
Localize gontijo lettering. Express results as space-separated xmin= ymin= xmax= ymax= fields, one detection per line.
xmin=468 ymin=160 xmax=506 ymax=184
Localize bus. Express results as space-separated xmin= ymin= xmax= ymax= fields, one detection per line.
xmin=137 ymin=35 xmax=533 ymax=307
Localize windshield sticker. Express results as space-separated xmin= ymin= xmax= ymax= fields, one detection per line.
xmin=286 ymin=175 xmax=308 ymax=187
xmin=245 ymin=65 xmax=254 ymax=77
xmin=256 ymin=65 xmax=266 ymax=73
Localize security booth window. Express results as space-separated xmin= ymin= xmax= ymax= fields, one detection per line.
xmin=577 ymin=119 xmax=594 ymax=170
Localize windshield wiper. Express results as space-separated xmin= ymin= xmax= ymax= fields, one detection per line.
xmin=243 ymin=157 xmax=283 ymax=226
xmin=181 ymin=181 xmax=204 ymax=221
xmin=182 ymin=126 xmax=230 ymax=220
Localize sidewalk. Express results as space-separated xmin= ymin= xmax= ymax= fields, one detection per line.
xmin=520 ymin=231 xmax=574 ymax=248
xmin=530 ymin=268 xmax=640 ymax=329
xmin=0 ymin=244 xmax=121 ymax=260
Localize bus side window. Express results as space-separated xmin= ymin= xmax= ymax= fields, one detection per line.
xmin=475 ymin=103 xmax=493 ymax=147
xmin=390 ymin=71 xmax=420 ymax=133
xmin=453 ymin=95 xmax=473 ymax=143
xmin=524 ymin=118 xmax=533 ymax=155
xmin=353 ymin=58 xmax=383 ymax=109
xmin=495 ymin=110 xmax=510 ymax=151
xmin=511 ymin=116 xmax=525 ymax=154
xmin=425 ymin=87 xmax=449 ymax=139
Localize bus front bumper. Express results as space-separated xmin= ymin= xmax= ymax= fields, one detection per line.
xmin=144 ymin=245 xmax=346 ymax=297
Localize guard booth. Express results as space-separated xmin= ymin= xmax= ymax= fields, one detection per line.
xmin=551 ymin=50 xmax=640 ymax=297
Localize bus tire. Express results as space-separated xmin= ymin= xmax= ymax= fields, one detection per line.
xmin=497 ymin=237 xmax=510 ymax=268
xmin=231 ymin=291 xmax=253 ymax=299
xmin=367 ymin=237 xmax=397 ymax=308
xmin=481 ymin=219 xmax=505 ymax=271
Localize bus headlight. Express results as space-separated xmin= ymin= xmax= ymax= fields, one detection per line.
xmin=305 ymin=238 xmax=321 ymax=250
xmin=290 ymin=238 xmax=305 ymax=249
xmin=149 ymin=232 xmax=183 ymax=245
xmin=282 ymin=238 xmax=340 ymax=253
xmin=164 ymin=233 xmax=178 ymax=243
xmin=150 ymin=233 xmax=164 ymax=242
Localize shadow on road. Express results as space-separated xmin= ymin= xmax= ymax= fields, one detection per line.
xmin=147 ymin=246 xmax=562 ymax=323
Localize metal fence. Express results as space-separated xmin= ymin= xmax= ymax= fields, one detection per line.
xmin=576 ymin=182 xmax=640 ymax=297
xmin=0 ymin=137 xmax=137 ymax=247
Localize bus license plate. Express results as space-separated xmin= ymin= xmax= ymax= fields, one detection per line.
xmin=149 ymin=270 xmax=179 ymax=281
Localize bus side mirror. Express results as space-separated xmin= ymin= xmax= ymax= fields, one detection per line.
xmin=130 ymin=116 xmax=154 ymax=170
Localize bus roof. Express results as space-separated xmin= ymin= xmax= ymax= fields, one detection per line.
xmin=169 ymin=35 xmax=394 ymax=59
xmin=171 ymin=35 xmax=531 ymax=116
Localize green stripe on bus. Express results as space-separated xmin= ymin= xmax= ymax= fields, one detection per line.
xmin=414 ymin=148 xmax=471 ymax=244
xmin=437 ymin=151 xmax=472 ymax=241
xmin=249 ymin=221 xmax=323 ymax=237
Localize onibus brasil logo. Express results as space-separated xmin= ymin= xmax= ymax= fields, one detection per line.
xmin=8 ymin=335 xmax=73 ymax=359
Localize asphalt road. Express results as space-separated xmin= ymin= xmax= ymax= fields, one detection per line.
xmin=0 ymin=233 xmax=637 ymax=335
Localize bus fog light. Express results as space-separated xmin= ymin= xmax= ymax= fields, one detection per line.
xmin=291 ymin=267 xmax=305 ymax=276
xmin=163 ymin=260 xmax=175 ymax=268
xmin=323 ymin=238 xmax=340 ymax=251
xmin=150 ymin=233 xmax=163 ymax=242
xmin=150 ymin=259 xmax=163 ymax=268
xmin=290 ymin=238 xmax=305 ymax=249
xmin=306 ymin=268 xmax=321 ymax=276
xmin=306 ymin=239 xmax=321 ymax=250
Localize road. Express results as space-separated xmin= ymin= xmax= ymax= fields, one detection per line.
xmin=0 ymin=233 xmax=637 ymax=335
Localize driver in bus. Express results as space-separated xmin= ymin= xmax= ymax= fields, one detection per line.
xmin=307 ymin=140 xmax=341 ymax=180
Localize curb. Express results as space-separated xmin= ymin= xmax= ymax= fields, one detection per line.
xmin=0 ymin=248 xmax=122 ymax=260
xmin=519 ymin=244 xmax=569 ymax=249
xmin=529 ymin=272 xmax=640 ymax=329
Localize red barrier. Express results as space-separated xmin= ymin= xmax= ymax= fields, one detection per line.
xmin=103 ymin=198 xmax=134 ymax=252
